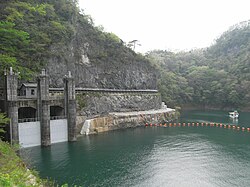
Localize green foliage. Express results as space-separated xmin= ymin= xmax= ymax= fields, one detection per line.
xmin=148 ymin=20 xmax=250 ymax=109
xmin=0 ymin=54 xmax=17 ymax=72
xmin=0 ymin=21 xmax=33 ymax=78
xmin=0 ymin=140 xmax=49 ymax=186
xmin=174 ymin=106 xmax=181 ymax=119
xmin=76 ymin=94 xmax=87 ymax=109
xmin=0 ymin=113 xmax=9 ymax=124
xmin=0 ymin=113 xmax=9 ymax=134
xmin=0 ymin=21 xmax=29 ymax=50
xmin=1 ymin=0 xmax=148 ymax=85
xmin=158 ymin=71 xmax=193 ymax=106
xmin=106 ymin=32 xmax=121 ymax=43
xmin=0 ymin=0 xmax=78 ymax=80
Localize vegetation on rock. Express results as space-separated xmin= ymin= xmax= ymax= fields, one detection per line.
xmin=0 ymin=0 xmax=154 ymax=87
xmin=0 ymin=113 xmax=9 ymax=134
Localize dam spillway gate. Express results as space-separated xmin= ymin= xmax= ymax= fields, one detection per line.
xmin=1 ymin=68 xmax=76 ymax=148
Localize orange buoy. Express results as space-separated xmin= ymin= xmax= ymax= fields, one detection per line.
xmin=188 ymin=123 xmax=190 ymax=127
xmin=183 ymin=123 xmax=186 ymax=127
xmin=220 ymin=124 xmax=223 ymax=128
xmin=228 ymin=125 xmax=231 ymax=128
xmin=164 ymin=124 xmax=167 ymax=127
xmin=145 ymin=123 xmax=148 ymax=127
xmin=206 ymin=123 xmax=209 ymax=126
xmin=150 ymin=124 xmax=153 ymax=127
xmin=160 ymin=124 xmax=162 ymax=127
xmin=232 ymin=125 xmax=236 ymax=129
xmin=216 ymin=124 xmax=219 ymax=127
xmin=192 ymin=123 xmax=195 ymax=126
xmin=247 ymin=128 xmax=250 ymax=131
xmin=224 ymin=125 xmax=227 ymax=128
xmin=178 ymin=123 xmax=181 ymax=127
xmin=201 ymin=123 xmax=204 ymax=126
xmin=237 ymin=126 xmax=240 ymax=130
xmin=242 ymin=127 xmax=245 ymax=131
xmin=174 ymin=123 xmax=177 ymax=127
xmin=169 ymin=123 xmax=172 ymax=127
xmin=196 ymin=123 xmax=199 ymax=126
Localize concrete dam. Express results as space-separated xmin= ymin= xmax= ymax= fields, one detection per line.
xmin=0 ymin=68 xmax=175 ymax=148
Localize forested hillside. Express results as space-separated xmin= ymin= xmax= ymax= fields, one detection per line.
xmin=147 ymin=20 xmax=250 ymax=110
xmin=1 ymin=0 xmax=249 ymax=109
xmin=0 ymin=0 xmax=157 ymax=89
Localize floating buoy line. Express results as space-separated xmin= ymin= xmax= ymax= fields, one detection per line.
xmin=144 ymin=122 xmax=250 ymax=132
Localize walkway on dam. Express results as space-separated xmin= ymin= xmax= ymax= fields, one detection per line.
xmin=109 ymin=108 xmax=175 ymax=117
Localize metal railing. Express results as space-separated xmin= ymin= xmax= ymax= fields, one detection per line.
xmin=18 ymin=116 xmax=66 ymax=123
xmin=75 ymin=88 xmax=158 ymax=93
xmin=18 ymin=118 xmax=38 ymax=123
xmin=50 ymin=116 xmax=66 ymax=120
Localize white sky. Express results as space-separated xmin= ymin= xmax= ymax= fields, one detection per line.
xmin=78 ymin=0 xmax=250 ymax=53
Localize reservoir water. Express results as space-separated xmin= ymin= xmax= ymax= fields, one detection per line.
xmin=22 ymin=110 xmax=250 ymax=186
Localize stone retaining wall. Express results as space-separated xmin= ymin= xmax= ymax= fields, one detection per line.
xmin=76 ymin=92 xmax=162 ymax=116
xmin=80 ymin=109 xmax=176 ymax=135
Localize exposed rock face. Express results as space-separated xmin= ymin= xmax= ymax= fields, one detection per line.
xmin=76 ymin=92 xmax=162 ymax=117
xmin=46 ymin=24 xmax=157 ymax=89
xmin=47 ymin=51 xmax=157 ymax=89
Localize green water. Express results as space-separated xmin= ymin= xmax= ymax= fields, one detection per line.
xmin=22 ymin=110 xmax=250 ymax=186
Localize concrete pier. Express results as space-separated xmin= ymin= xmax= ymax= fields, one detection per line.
xmin=37 ymin=69 xmax=51 ymax=146
xmin=8 ymin=101 xmax=18 ymax=143
xmin=64 ymin=72 xmax=77 ymax=141
xmin=5 ymin=68 xmax=19 ymax=144
xmin=68 ymin=100 xmax=77 ymax=141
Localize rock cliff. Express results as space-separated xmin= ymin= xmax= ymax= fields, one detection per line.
xmin=46 ymin=15 xmax=157 ymax=89
xmin=0 ymin=0 xmax=157 ymax=90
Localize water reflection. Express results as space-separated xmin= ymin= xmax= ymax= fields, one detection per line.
xmin=230 ymin=117 xmax=238 ymax=124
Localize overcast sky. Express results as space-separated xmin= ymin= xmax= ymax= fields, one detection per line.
xmin=79 ymin=0 xmax=250 ymax=53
